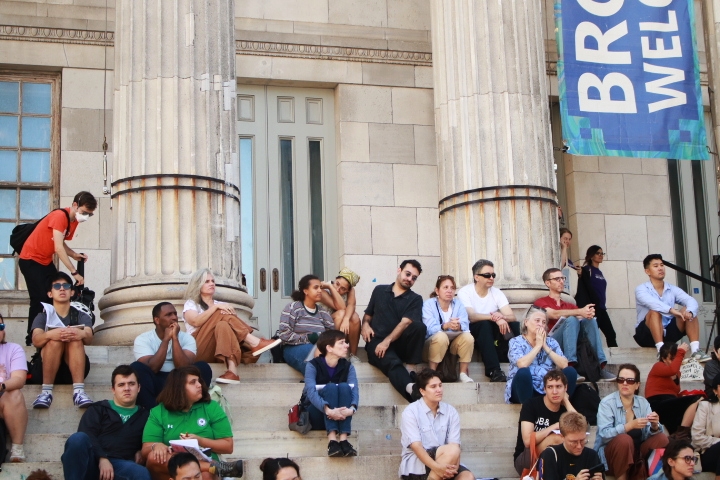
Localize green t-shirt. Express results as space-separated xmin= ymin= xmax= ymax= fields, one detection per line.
xmin=142 ymin=400 xmax=232 ymax=460
xmin=109 ymin=400 xmax=139 ymax=423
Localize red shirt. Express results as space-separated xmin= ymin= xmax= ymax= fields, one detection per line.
xmin=19 ymin=208 xmax=77 ymax=265
xmin=533 ymin=296 xmax=578 ymax=329
xmin=645 ymin=348 xmax=686 ymax=399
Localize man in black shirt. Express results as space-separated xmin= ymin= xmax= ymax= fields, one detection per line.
xmin=514 ymin=370 xmax=576 ymax=474
xmin=362 ymin=259 xmax=426 ymax=402
xmin=539 ymin=412 xmax=604 ymax=480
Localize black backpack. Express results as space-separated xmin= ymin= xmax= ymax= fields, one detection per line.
xmin=10 ymin=208 xmax=70 ymax=255
xmin=571 ymin=382 xmax=601 ymax=426
xmin=575 ymin=330 xmax=602 ymax=383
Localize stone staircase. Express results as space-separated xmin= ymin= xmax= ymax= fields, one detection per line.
xmin=1 ymin=346 xmax=713 ymax=480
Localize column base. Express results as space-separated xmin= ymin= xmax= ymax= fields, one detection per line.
xmin=95 ymin=284 xmax=254 ymax=346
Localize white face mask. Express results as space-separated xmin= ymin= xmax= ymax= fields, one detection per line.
xmin=75 ymin=212 xmax=90 ymax=223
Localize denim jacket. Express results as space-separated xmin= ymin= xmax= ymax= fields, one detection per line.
xmin=421 ymin=298 xmax=470 ymax=339
xmin=594 ymin=391 xmax=665 ymax=469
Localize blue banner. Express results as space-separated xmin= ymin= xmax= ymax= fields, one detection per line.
xmin=555 ymin=0 xmax=707 ymax=160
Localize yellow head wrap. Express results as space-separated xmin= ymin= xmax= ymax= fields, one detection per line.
xmin=337 ymin=267 xmax=360 ymax=288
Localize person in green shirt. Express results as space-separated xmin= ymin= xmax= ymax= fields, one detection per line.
xmin=141 ymin=365 xmax=243 ymax=480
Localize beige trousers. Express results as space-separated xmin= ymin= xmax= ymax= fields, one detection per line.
xmin=423 ymin=331 xmax=474 ymax=363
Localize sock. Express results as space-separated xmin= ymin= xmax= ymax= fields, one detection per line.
xmin=655 ymin=342 xmax=664 ymax=352
xmin=690 ymin=341 xmax=700 ymax=354
xmin=406 ymin=383 xmax=414 ymax=395
xmin=41 ymin=384 xmax=53 ymax=394
xmin=73 ymin=383 xmax=85 ymax=394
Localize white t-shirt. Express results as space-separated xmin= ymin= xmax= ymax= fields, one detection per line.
xmin=457 ymin=284 xmax=509 ymax=314
xmin=182 ymin=299 xmax=220 ymax=335
xmin=133 ymin=329 xmax=197 ymax=372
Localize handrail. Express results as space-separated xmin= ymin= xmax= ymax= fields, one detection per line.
xmin=662 ymin=259 xmax=720 ymax=289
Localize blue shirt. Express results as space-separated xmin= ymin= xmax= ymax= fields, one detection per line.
xmin=302 ymin=361 xmax=359 ymax=412
xmin=505 ymin=336 xmax=565 ymax=404
xmin=421 ymin=298 xmax=470 ymax=339
xmin=635 ymin=281 xmax=698 ymax=328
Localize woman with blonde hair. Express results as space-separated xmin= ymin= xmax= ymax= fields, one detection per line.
xmin=183 ymin=268 xmax=280 ymax=384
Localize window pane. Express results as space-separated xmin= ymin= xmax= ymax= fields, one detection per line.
xmin=21 ymin=151 xmax=50 ymax=182
xmin=240 ymin=138 xmax=254 ymax=295
xmin=0 ymin=222 xmax=14 ymax=255
xmin=0 ymin=258 xmax=15 ymax=290
xmin=19 ymin=189 xmax=48 ymax=220
xmin=0 ymin=151 xmax=17 ymax=182
xmin=309 ymin=140 xmax=324 ymax=278
xmin=0 ymin=82 xmax=19 ymax=113
xmin=21 ymin=117 xmax=51 ymax=148
xmin=22 ymin=83 xmax=51 ymax=115
xmin=280 ymin=139 xmax=295 ymax=296
xmin=0 ymin=189 xmax=16 ymax=220
xmin=667 ymin=160 xmax=687 ymax=291
xmin=0 ymin=116 xmax=19 ymax=147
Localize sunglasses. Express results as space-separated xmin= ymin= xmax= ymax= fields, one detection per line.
xmin=676 ymin=455 xmax=698 ymax=465
xmin=616 ymin=377 xmax=638 ymax=385
xmin=476 ymin=273 xmax=496 ymax=279
xmin=437 ymin=275 xmax=455 ymax=281
xmin=52 ymin=283 xmax=72 ymax=290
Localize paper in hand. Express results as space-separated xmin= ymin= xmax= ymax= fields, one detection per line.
xmin=42 ymin=302 xmax=66 ymax=331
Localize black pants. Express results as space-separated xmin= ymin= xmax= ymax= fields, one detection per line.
xmin=702 ymin=441 xmax=720 ymax=475
xmin=19 ymin=258 xmax=58 ymax=346
xmin=366 ymin=321 xmax=426 ymax=402
xmin=469 ymin=320 xmax=520 ymax=376
xmin=130 ymin=361 xmax=213 ymax=409
xmin=595 ymin=308 xmax=618 ymax=347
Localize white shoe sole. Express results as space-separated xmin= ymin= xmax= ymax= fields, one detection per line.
xmin=252 ymin=338 xmax=282 ymax=356
xmin=215 ymin=377 xmax=241 ymax=384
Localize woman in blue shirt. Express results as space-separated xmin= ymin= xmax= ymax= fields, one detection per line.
xmin=422 ymin=275 xmax=474 ymax=383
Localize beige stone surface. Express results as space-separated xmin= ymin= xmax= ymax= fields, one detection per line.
xmin=602 ymin=260 xmax=631 ymax=309
xmin=626 ymin=261 xmax=650 ymax=308
xmin=337 ymin=85 xmax=393 ymax=123
xmin=572 ymin=213 xmax=606 ymax=259
xmin=64 ymin=44 xmax=113 ymax=70
xmin=417 ymin=208 xmax=440 ymax=256
xmin=329 ymin=0 xmax=387 ymax=27
xmin=598 ymin=156 xmax=643 ymax=175
xmin=412 ymin=255 xmax=442 ymax=299
xmin=338 ymin=122 xmax=370 ymax=163
xmin=339 ymin=254 xmax=399 ymax=305
xmin=414 ymin=66 xmax=433 ymax=88
xmin=646 ymin=216 xmax=675 ymax=259
xmin=0 ymin=40 xmax=68 ymax=67
xmin=58 ymin=194 xmax=99 ymax=250
xmin=60 ymin=151 xmax=105 ymax=198
xmin=388 ymin=0 xmax=431 ymax=30
xmin=338 ymin=162 xmax=394 ymax=206
xmin=393 ymin=164 xmax=438 ymax=208
xmin=46 ymin=3 xmax=107 ymax=20
xmin=236 ymin=0 xmax=329 ymax=23
xmin=237 ymin=56 xmax=363 ymax=85
xmin=414 ymin=125 xmax=437 ymax=165
xmin=369 ymin=123 xmax=415 ymax=164
xmin=642 ymin=158 xmax=668 ymax=176
xmin=362 ymin=63 xmax=415 ymax=87
xmin=567 ymin=172 xmax=625 ymax=214
xmin=339 ymin=205 xmax=373 ymax=255
xmin=61 ymin=69 xmax=112 ymax=110
xmin=623 ymin=174 xmax=671 ymax=216
xmin=61 ymin=109 xmax=112 ymax=152
xmin=392 ymin=87 xmax=433 ymax=125
xmin=0 ymin=1 xmax=38 ymax=16
xmin=97 ymin=196 xmax=112 ymax=250
xmin=370 ymin=206 xmax=419 ymax=255
xmin=606 ymin=308 xmax=639 ymax=348
xmin=563 ymin=154 xmax=598 ymax=174
xmin=605 ymin=215 xmax=648 ymax=261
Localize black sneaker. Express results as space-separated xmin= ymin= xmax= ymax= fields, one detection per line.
xmin=210 ymin=459 xmax=244 ymax=478
xmin=409 ymin=370 xmax=418 ymax=382
xmin=489 ymin=368 xmax=507 ymax=383
xmin=340 ymin=439 xmax=357 ymax=457
xmin=328 ymin=440 xmax=343 ymax=457
xmin=410 ymin=383 xmax=422 ymax=401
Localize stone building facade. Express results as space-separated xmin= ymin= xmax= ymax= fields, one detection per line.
xmin=0 ymin=0 xmax=717 ymax=347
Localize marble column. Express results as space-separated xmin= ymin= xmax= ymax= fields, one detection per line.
xmin=95 ymin=0 xmax=253 ymax=344
xmin=430 ymin=0 xmax=559 ymax=302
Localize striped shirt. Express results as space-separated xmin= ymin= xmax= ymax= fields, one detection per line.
xmin=278 ymin=301 xmax=334 ymax=345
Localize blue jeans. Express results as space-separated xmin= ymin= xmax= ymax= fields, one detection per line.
xmin=62 ymin=432 xmax=151 ymax=480
xmin=550 ymin=316 xmax=607 ymax=364
xmin=308 ymin=383 xmax=353 ymax=434
xmin=509 ymin=366 xmax=578 ymax=404
xmin=283 ymin=343 xmax=315 ymax=375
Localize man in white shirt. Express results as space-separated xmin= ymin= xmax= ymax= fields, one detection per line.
xmin=634 ymin=254 xmax=710 ymax=361
xmin=457 ymin=259 xmax=519 ymax=382
xmin=131 ymin=302 xmax=213 ymax=408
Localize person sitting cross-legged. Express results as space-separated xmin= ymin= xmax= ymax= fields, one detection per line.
xmin=0 ymin=313 xmax=29 ymax=462
xmin=399 ymin=368 xmax=475 ymax=480
xmin=31 ymin=271 xmax=94 ymax=409
xmin=538 ymin=412 xmax=604 ymax=480
xmin=634 ymin=254 xmax=710 ymax=361
xmin=131 ymin=302 xmax=212 ymax=410
xmin=61 ymin=364 xmax=151 ymax=480
xmin=514 ymin=369 xmax=576 ymax=475
xmin=534 ymin=268 xmax=615 ymax=382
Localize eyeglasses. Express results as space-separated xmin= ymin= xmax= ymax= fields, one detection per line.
xmin=676 ymin=455 xmax=698 ymax=465
xmin=616 ymin=377 xmax=638 ymax=385
xmin=594 ymin=252 xmax=607 ymax=257
xmin=437 ymin=275 xmax=455 ymax=281
xmin=52 ymin=283 xmax=72 ymax=290
xmin=476 ymin=273 xmax=496 ymax=279
xmin=403 ymin=272 xmax=418 ymax=281
xmin=548 ymin=276 xmax=567 ymax=283
xmin=565 ymin=438 xmax=589 ymax=447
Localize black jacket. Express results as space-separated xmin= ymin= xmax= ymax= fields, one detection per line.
xmin=77 ymin=400 xmax=149 ymax=460
xmin=308 ymin=356 xmax=351 ymax=384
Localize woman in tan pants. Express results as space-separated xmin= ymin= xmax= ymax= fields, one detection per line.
xmin=183 ymin=268 xmax=280 ymax=384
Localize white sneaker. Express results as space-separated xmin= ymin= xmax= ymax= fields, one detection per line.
xmin=691 ymin=351 xmax=712 ymax=363
xmin=458 ymin=372 xmax=474 ymax=383
xmin=10 ymin=444 xmax=25 ymax=463
xmin=349 ymin=354 xmax=362 ymax=365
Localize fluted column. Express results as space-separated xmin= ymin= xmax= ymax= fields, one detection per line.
xmin=95 ymin=0 xmax=253 ymax=344
xmin=431 ymin=0 xmax=559 ymax=300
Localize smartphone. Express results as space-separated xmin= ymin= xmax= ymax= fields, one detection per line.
xmin=588 ymin=463 xmax=605 ymax=475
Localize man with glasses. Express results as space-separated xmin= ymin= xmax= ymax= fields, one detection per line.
xmin=634 ymin=254 xmax=710 ymax=361
xmin=30 ymin=271 xmax=94 ymax=409
xmin=0 ymin=313 xmax=29 ymax=462
xmin=362 ymin=260 xmax=426 ymax=402
xmin=19 ymin=191 xmax=97 ymax=346
xmin=458 ymin=259 xmax=519 ymax=382
xmin=534 ymin=268 xmax=615 ymax=381
xmin=538 ymin=412 xmax=603 ymax=480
